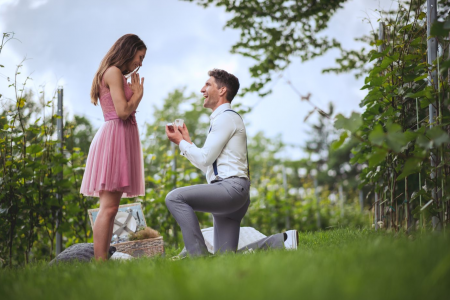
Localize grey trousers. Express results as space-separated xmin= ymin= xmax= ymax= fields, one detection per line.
xmin=165 ymin=177 xmax=251 ymax=256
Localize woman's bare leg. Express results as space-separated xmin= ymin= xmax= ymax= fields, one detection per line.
xmin=93 ymin=190 xmax=122 ymax=260
xmin=106 ymin=215 xmax=116 ymax=253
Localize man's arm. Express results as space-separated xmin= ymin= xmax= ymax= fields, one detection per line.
xmin=180 ymin=142 xmax=208 ymax=173
xmin=179 ymin=115 xmax=236 ymax=169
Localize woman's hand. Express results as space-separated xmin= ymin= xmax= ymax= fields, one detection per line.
xmin=130 ymin=72 xmax=144 ymax=102
xmin=178 ymin=123 xmax=192 ymax=144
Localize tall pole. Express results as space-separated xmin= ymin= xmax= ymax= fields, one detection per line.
xmin=55 ymin=87 xmax=63 ymax=255
xmin=359 ymin=190 xmax=364 ymax=213
xmin=427 ymin=0 xmax=440 ymax=230
xmin=282 ymin=165 xmax=290 ymax=229
xmin=374 ymin=191 xmax=379 ymax=231
xmin=416 ymin=98 xmax=423 ymax=230
xmin=339 ymin=184 xmax=346 ymax=218
xmin=314 ymin=176 xmax=321 ymax=229
xmin=374 ymin=22 xmax=384 ymax=232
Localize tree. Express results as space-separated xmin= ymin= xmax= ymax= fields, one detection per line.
xmin=183 ymin=0 xmax=347 ymax=95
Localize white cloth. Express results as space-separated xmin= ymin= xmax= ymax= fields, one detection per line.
xmin=179 ymin=103 xmax=249 ymax=183
xmin=201 ymin=227 xmax=267 ymax=254
xmin=110 ymin=251 xmax=133 ymax=260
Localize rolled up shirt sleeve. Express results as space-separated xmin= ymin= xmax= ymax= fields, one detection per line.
xmin=179 ymin=115 xmax=236 ymax=172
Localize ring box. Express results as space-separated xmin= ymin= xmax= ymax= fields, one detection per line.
xmin=174 ymin=119 xmax=184 ymax=127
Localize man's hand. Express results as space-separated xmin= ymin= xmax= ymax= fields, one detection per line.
xmin=177 ymin=123 xmax=192 ymax=144
xmin=165 ymin=125 xmax=183 ymax=145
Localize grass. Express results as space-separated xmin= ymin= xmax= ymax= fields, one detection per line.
xmin=1 ymin=228 xmax=450 ymax=300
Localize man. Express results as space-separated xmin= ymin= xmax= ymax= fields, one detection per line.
xmin=165 ymin=69 xmax=297 ymax=257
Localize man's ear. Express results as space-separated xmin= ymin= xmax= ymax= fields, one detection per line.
xmin=219 ymin=86 xmax=227 ymax=97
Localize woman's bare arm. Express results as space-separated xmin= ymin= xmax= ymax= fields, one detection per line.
xmin=103 ymin=66 xmax=144 ymax=121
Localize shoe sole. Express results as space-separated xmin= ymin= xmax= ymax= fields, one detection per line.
xmin=285 ymin=230 xmax=299 ymax=250
xmin=293 ymin=230 xmax=298 ymax=250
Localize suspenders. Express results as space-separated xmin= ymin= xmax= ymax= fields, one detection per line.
xmin=208 ymin=109 xmax=250 ymax=180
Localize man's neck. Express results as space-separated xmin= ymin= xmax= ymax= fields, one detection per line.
xmin=211 ymin=99 xmax=230 ymax=113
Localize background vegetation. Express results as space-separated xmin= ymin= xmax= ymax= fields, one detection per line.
xmin=1 ymin=0 xmax=449 ymax=268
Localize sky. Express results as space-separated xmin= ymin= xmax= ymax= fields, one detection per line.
xmin=0 ymin=0 xmax=394 ymax=159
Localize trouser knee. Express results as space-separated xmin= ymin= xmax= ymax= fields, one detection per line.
xmin=165 ymin=189 xmax=183 ymax=211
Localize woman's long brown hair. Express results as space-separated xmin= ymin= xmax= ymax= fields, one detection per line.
xmin=90 ymin=34 xmax=147 ymax=105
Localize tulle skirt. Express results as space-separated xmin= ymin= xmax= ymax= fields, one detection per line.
xmin=80 ymin=119 xmax=145 ymax=198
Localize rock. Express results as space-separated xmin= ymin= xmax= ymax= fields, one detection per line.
xmin=49 ymin=243 xmax=116 ymax=265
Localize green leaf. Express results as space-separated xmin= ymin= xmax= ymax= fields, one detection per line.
xmin=397 ymin=157 xmax=422 ymax=181
xmin=334 ymin=112 xmax=362 ymax=133
xmin=368 ymin=148 xmax=388 ymax=167
xmin=430 ymin=21 xmax=450 ymax=37
xmin=427 ymin=127 xmax=450 ymax=147
xmin=405 ymin=90 xmax=426 ymax=98
xmin=379 ymin=56 xmax=395 ymax=70
xmin=399 ymin=24 xmax=412 ymax=32
xmin=331 ymin=131 xmax=348 ymax=150
xmin=386 ymin=123 xmax=408 ymax=153
xmin=26 ymin=144 xmax=43 ymax=154
xmin=16 ymin=98 xmax=26 ymax=108
xmin=414 ymin=74 xmax=427 ymax=82
xmin=416 ymin=134 xmax=432 ymax=150
xmin=368 ymin=124 xmax=384 ymax=146
xmin=418 ymin=12 xmax=426 ymax=20
xmin=370 ymin=76 xmax=383 ymax=86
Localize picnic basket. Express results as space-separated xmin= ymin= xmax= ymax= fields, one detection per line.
xmin=88 ymin=203 xmax=164 ymax=258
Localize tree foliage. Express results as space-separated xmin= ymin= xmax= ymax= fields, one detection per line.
xmin=183 ymin=0 xmax=346 ymax=95
xmin=334 ymin=1 xmax=450 ymax=230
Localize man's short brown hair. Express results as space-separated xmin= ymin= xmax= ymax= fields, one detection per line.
xmin=208 ymin=69 xmax=240 ymax=102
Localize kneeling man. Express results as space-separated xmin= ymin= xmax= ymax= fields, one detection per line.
xmin=165 ymin=69 xmax=296 ymax=256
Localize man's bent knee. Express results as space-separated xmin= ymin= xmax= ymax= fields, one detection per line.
xmin=165 ymin=189 xmax=184 ymax=210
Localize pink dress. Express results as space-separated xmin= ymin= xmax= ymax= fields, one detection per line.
xmin=80 ymin=72 xmax=145 ymax=198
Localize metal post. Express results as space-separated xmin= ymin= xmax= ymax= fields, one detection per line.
xmin=427 ymin=0 xmax=440 ymax=230
xmin=55 ymin=87 xmax=63 ymax=255
xmin=282 ymin=165 xmax=290 ymax=229
xmin=378 ymin=22 xmax=385 ymax=53
xmin=339 ymin=184 xmax=345 ymax=218
xmin=374 ymin=191 xmax=379 ymax=231
xmin=374 ymin=23 xmax=384 ymax=232
xmin=359 ymin=190 xmax=364 ymax=213
xmin=314 ymin=177 xmax=321 ymax=229
xmin=171 ymin=142 xmax=178 ymax=247
xmin=416 ymin=98 xmax=423 ymax=230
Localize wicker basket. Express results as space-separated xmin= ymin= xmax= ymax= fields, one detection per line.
xmin=114 ymin=236 xmax=164 ymax=257
xmin=88 ymin=203 xmax=164 ymax=258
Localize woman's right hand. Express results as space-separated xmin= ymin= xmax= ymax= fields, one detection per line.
xmin=130 ymin=72 xmax=144 ymax=102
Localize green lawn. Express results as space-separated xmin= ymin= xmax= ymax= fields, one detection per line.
xmin=1 ymin=228 xmax=449 ymax=300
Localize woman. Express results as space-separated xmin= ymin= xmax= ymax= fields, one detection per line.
xmin=80 ymin=34 xmax=146 ymax=260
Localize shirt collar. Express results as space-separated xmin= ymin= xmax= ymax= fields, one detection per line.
xmin=210 ymin=103 xmax=231 ymax=120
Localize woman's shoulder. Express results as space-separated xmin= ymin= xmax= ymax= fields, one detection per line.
xmin=103 ymin=66 xmax=125 ymax=87
xmin=103 ymin=66 xmax=123 ymax=79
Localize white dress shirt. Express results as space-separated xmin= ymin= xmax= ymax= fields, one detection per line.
xmin=179 ymin=103 xmax=249 ymax=184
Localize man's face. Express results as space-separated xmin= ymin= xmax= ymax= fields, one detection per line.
xmin=200 ymin=76 xmax=221 ymax=109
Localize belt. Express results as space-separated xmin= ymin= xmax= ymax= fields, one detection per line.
xmin=211 ymin=176 xmax=248 ymax=184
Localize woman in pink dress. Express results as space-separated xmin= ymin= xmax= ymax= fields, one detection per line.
xmin=80 ymin=34 xmax=146 ymax=260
